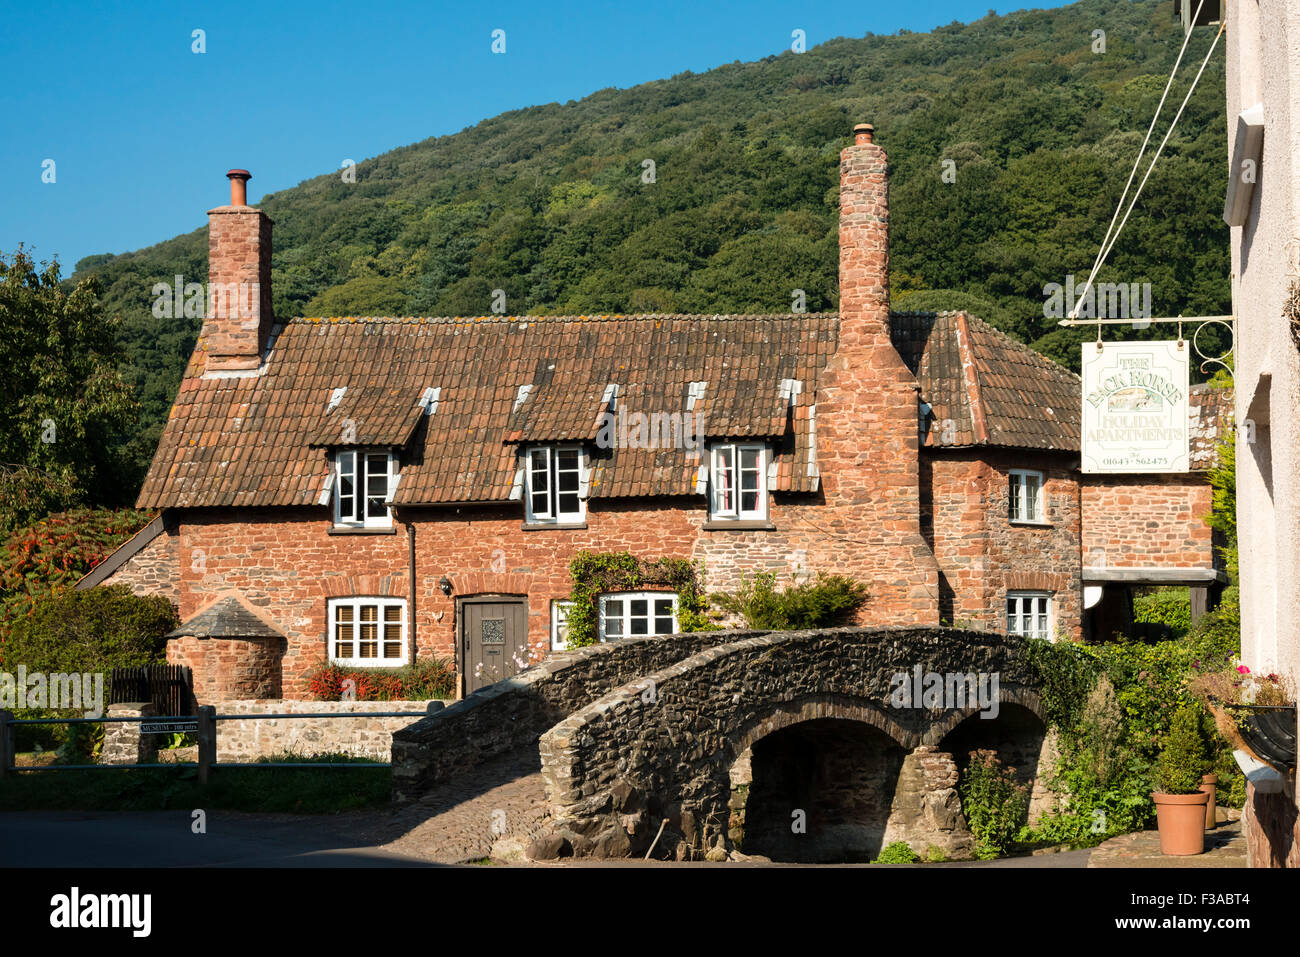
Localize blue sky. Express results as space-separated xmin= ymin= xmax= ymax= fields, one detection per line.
xmin=1 ymin=0 xmax=1072 ymax=271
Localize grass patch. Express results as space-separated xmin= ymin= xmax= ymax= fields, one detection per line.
xmin=0 ymin=752 xmax=390 ymax=813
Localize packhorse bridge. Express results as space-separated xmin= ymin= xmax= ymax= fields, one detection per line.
xmin=392 ymin=626 xmax=1050 ymax=862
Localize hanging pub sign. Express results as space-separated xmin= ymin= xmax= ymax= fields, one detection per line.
xmin=1081 ymin=340 xmax=1189 ymax=473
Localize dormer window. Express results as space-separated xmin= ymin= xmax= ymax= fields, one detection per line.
xmin=709 ymin=442 xmax=768 ymax=522
xmin=334 ymin=450 xmax=397 ymax=528
xmin=525 ymin=445 xmax=585 ymax=525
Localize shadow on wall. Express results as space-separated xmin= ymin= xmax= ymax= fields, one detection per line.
xmin=733 ymin=718 xmax=906 ymax=863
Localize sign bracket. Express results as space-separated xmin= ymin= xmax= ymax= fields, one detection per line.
xmin=1058 ymin=314 xmax=1235 ymax=377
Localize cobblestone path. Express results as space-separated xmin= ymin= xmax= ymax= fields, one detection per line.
xmin=316 ymin=749 xmax=552 ymax=864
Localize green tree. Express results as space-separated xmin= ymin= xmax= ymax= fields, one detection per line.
xmin=0 ymin=249 xmax=138 ymax=532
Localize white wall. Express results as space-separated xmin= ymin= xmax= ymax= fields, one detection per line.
xmin=1227 ymin=0 xmax=1300 ymax=687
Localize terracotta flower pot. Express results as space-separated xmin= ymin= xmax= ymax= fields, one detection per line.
xmin=1152 ymin=791 xmax=1209 ymax=855
xmin=1199 ymin=774 xmax=1218 ymax=830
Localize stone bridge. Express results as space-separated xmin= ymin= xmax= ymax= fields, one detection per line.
xmin=392 ymin=626 xmax=1051 ymax=862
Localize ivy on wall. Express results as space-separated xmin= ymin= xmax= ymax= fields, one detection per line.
xmin=564 ymin=550 xmax=713 ymax=648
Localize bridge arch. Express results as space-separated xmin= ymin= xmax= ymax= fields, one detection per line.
xmin=724 ymin=696 xmax=910 ymax=862
xmin=538 ymin=626 xmax=1045 ymax=860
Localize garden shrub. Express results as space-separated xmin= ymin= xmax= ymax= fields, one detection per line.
xmin=0 ymin=507 xmax=154 ymax=658
xmin=306 ymin=657 xmax=456 ymax=701
xmin=3 ymin=583 xmax=174 ymax=754
xmin=924 ymin=844 xmax=948 ymax=863
xmin=1132 ymin=587 xmax=1191 ymax=639
xmin=710 ymin=571 xmax=868 ymax=630
xmin=874 ymin=841 xmax=920 ymax=864
xmin=3 ymin=584 xmax=175 ymax=674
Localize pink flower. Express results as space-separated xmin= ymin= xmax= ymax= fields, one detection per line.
xmin=1236 ymin=665 xmax=1250 ymax=675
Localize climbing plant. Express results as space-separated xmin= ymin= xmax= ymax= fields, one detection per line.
xmin=563 ymin=550 xmax=713 ymax=648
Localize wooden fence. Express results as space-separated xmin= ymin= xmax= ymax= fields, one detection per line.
xmin=109 ymin=664 xmax=194 ymax=716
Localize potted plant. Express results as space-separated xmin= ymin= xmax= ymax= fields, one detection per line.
xmin=1189 ymin=661 xmax=1297 ymax=772
xmin=1199 ymin=772 xmax=1218 ymax=830
xmin=1151 ymin=705 xmax=1210 ymax=856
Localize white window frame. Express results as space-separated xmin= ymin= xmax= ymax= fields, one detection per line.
xmin=1008 ymin=469 xmax=1046 ymax=524
xmin=598 ymin=592 xmax=679 ymax=641
xmin=1006 ymin=591 xmax=1053 ymax=642
xmin=334 ymin=449 xmax=398 ymax=528
xmin=525 ymin=445 xmax=586 ymax=524
xmin=709 ymin=442 xmax=768 ymax=521
xmin=551 ymin=600 xmax=574 ymax=652
xmin=328 ymin=596 xmax=408 ymax=667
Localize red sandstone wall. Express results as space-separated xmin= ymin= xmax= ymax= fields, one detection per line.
xmin=924 ymin=450 xmax=1083 ymax=641
xmin=168 ymin=491 xmax=955 ymax=700
xmin=1080 ymin=475 xmax=1214 ymax=569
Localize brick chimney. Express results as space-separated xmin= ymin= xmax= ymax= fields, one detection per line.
xmin=204 ymin=170 xmax=273 ymax=373
xmin=815 ymin=122 xmax=939 ymax=626
xmin=838 ymin=123 xmax=892 ymax=347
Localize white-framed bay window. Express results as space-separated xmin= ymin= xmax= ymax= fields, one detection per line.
xmin=526 ymin=445 xmax=585 ymax=524
xmin=1006 ymin=591 xmax=1053 ymax=642
xmin=709 ymin=442 xmax=768 ymax=521
xmin=334 ymin=450 xmax=398 ymax=528
xmin=329 ymin=596 xmax=408 ymax=666
xmin=598 ymin=592 xmax=678 ymax=641
xmin=1008 ymin=469 xmax=1045 ymax=524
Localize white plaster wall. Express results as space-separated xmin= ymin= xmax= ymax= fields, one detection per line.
xmin=1226 ymin=0 xmax=1300 ymax=686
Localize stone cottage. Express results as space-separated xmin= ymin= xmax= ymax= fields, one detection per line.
xmin=80 ymin=123 xmax=1228 ymax=702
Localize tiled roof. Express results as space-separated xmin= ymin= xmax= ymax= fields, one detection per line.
xmin=139 ymin=309 xmax=1231 ymax=512
xmin=138 ymin=314 xmax=837 ymax=509
xmin=892 ymin=311 xmax=1082 ymax=451
xmin=893 ymin=311 xmax=1232 ymax=464
xmin=166 ymin=595 xmax=285 ymax=638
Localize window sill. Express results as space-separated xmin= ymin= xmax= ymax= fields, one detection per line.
xmin=330 ymin=660 xmax=407 ymax=668
xmin=328 ymin=525 xmax=398 ymax=535
xmin=522 ymin=522 xmax=588 ymax=531
xmin=703 ymin=520 xmax=777 ymax=531
xmin=1008 ymin=520 xmax=1053 ymax=529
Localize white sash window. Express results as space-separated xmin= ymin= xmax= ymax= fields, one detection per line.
xmin=334 ymin=450 xmax=397 ymax=528
xmin=525 ymin=446 xmax=585 ymax=524
xmin=709 ymin=442 xmax=767 ymax=521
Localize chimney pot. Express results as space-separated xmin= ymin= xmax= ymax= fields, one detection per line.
xmin=854 ymin=123 xmax=875 ymax=146
xmin=226 ymin=169 xmax=252 ymax=206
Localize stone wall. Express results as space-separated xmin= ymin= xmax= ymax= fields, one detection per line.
xmin=169 ymin=635 xmax=285 ymax=703
xmin=101 ymin=703 xmax=159 ymax=765
xmin=537 ymin=626 xmax=1044 ymax=859
xmin=925 ymin=449 xmax=1083 ymax=640
xmin=99 ymin=525 xmax=181 ymax=603
xmin=212 ymin=699 xmax=442 ymax=762
xmin=1081 ymin=473 xmax=1215 ymax=569
xmin=390 ymin=629 xmax=759 ymax=801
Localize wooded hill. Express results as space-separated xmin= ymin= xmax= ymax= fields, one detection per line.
xmin=70 ymin=0 xmax=1230 ymax=489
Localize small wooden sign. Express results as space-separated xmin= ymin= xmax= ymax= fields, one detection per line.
xmin=141 ymin=718 xmax=199 ymax=735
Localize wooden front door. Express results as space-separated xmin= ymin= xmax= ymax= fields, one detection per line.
xmin=460 ymin=597 xmax=528 ymax=694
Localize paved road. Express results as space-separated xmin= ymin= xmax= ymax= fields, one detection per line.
xmin=0 ymin=749 xmax=551 ymax=868
xmin=0 ymin=810 xmax=437 ymax=868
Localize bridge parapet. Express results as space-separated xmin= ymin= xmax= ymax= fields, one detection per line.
xmin=390 ymin=629 xmax=762 ymax=802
